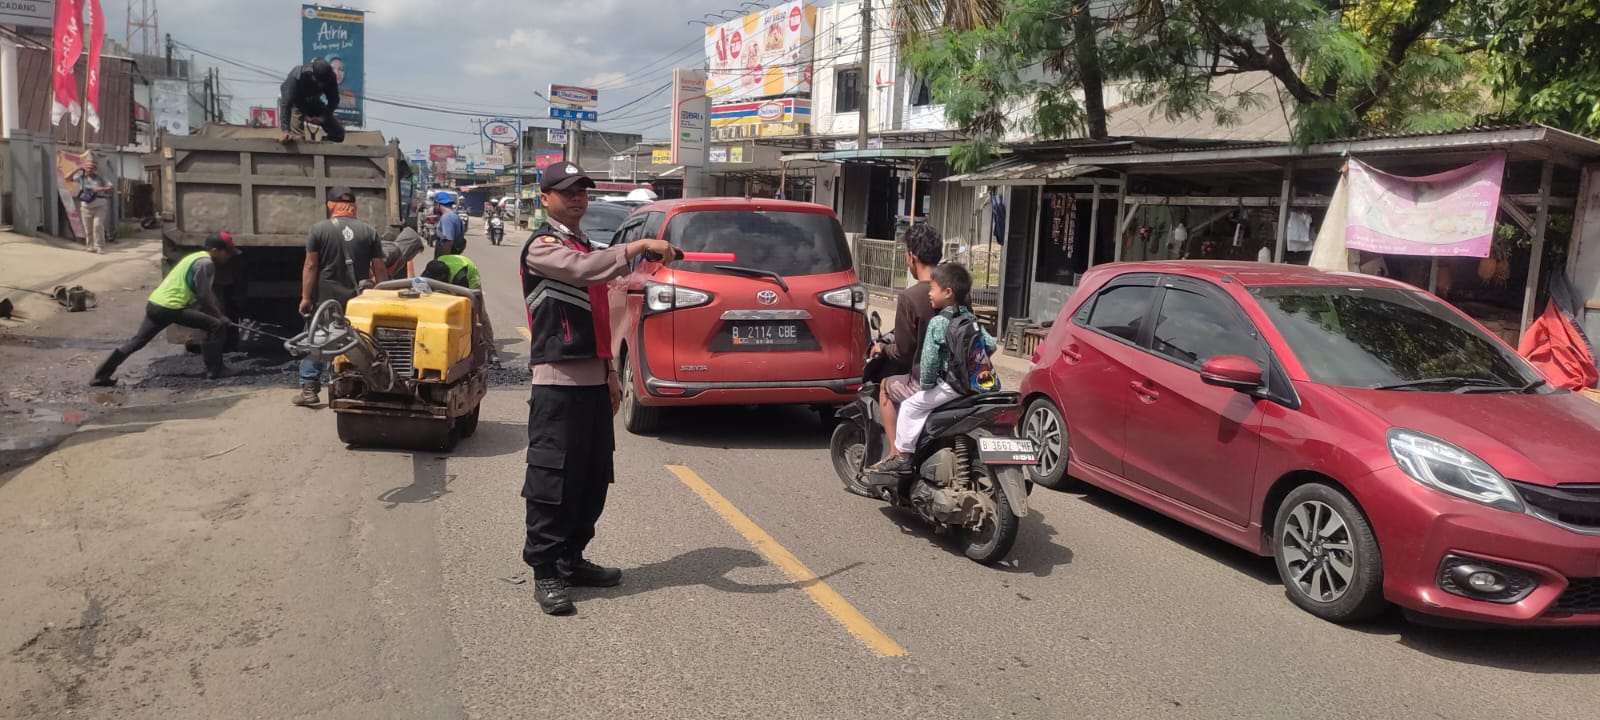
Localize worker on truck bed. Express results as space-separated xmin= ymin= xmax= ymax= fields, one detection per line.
xmin=295 ymin=186 xmax=388 ymax=408
xmin=277 ymin=58 xmax=345 ymax=144
xmin=91 ymin=233 xmax=241 ymax=386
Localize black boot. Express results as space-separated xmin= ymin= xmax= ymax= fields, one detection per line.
xmin=559 ymin=557 xmax=622 ymax=587
xmin=91 ymin=350 xmax=128 ymax=387
xmin=533 ymin=577 xmax=575 ymax=615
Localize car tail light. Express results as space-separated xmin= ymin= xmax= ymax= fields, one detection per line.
xmin=819 ymin=284 xmax=867 ymax=313
xmin=644 ymin=282 xmax=712 ymax=315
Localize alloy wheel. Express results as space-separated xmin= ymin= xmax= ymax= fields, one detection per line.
xmin=1023 ymin=404 xmax=1063 ymax=478
xmin=1280 ymin=500 xmax=1357 ymax=604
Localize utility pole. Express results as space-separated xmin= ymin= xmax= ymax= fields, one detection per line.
xmin=164 ymin=33 xmax=173 ymax=76
xmin=857 ymin=0 xmax=871 ymax=150
xmin=570 ymin=121 xmax=582 ymax=167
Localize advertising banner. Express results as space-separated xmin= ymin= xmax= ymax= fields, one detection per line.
xmin=1345 ymin=154 xmax=1506 ymax=258
xmin=704 ymin=1 xmax=815 ymax=103
xmin=709 ymin=148 xmax=728 ymax=164
xmin=534 ymin=152 xmax=565 ymax=170
xmin=710 ymin=98 xmax=811 ymax=127
xmin=248 ymin=106 xmax=278 ymax=128
xmin=301 ymin=5 xmax=364 ymax=127
xmin=428 ymin=144 xmax=456 ymax=162
xmin=651 ymin=149 xmax=671 ymax=165
xmin=671 ymin=68 xmax=707 ymax=166
xmin=50 ymin=0 xmax=82 ymax=126
xmin=152 ymin=79 xmax=188 ymax=134
xmin=83 ymin=0 xmax=103 ymax=130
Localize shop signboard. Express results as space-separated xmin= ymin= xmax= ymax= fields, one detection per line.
xmin=651 ymin=149 xmax=671 ymax=165
xmin=671 ymin=67 xmax=708 ymax=166
xmin=428 ymin=144 xmax=455 ymax=162
xmin=534 ymin=151 xmax=565 ymax=170
xmin=709 ymin=148 xmax=728 ymax=164
xmin=549 ymin=84 xmax=599 ymax=108
xmin=0 ymin=0 xmax=56 ymax=28
xmin=704 ymin=1 xmax=815 ymax=103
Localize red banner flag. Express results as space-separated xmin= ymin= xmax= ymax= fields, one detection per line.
xmin=84 ymin=0 xmax=105 ymax=131
xmin=50 ymin=0 xmax=84 ymax=126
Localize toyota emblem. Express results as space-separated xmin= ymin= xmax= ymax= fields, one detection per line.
xmin=756 ymin=290 xmax=779 ymax=306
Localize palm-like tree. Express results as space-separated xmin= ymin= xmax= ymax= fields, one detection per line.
xmin=890 ymin=0 xmax=1004 ymax=40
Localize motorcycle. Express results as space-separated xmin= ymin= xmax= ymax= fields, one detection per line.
xmin=829 ymin=312 xmax=1037 ymax=564
xmin=488 ymin=214 xmax=505 ymax=245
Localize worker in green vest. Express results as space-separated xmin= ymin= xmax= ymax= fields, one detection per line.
xmin=420 ymin=253 xmax=497 ymax=364
xmin=91 ymin=233 xmax=241 ymax=386
xmin=421 ymin=253 xmax=480 ymax=290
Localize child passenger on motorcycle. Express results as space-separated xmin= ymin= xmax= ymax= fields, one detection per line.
xmin=871 ymin=262 xmax=996 ymax=475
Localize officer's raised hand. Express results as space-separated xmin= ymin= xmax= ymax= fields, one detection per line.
xmin=626 ymin=238 xmax=680 ymax=264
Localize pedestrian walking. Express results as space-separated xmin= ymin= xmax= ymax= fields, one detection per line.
xmin=74 ymin=158 xmax=114 ymax=254
xmin=294 ymin=186 xmax=388 ymax=407
xmin=91 ymin=233 xmax=241 ymax=386
xmin=519 ymin=162 xmax=679 ymax=615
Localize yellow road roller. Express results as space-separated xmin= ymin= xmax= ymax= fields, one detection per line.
xmin=287 ymin=278 xmax=490 ymax=451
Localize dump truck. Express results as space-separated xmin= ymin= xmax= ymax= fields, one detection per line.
xmin=147 ymin=125 xmax=416 ymax=338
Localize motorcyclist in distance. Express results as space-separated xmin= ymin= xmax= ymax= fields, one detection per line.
xmin=874 ymin=223 xmax=944 ymax=458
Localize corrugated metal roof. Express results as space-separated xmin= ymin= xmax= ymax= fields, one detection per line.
xmin=945 ymin=158 xmax=1101 ymax=185
xmin=1068 ymin=123 xmax=1600 ymax=166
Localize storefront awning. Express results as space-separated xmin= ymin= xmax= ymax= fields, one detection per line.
xmin=944 ymin=158 xmax=1102 ymax=186
xmin=815 ymin=147 xmax=951 ymax=162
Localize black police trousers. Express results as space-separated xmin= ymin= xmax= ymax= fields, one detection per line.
xmin=522 ymin=384 xmax=614 ymax=578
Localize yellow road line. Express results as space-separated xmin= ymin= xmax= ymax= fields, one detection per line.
xmin=665 ymin=464 xmax=908 ymax=658
xmin=517 ymin=326 xmax=531 ymax=340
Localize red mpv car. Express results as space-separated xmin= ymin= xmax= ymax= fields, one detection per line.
xmin=1019 ymin=261 xmax=1600 ymax=627
xmin=607 ymin=199 xmax=868 ymax=434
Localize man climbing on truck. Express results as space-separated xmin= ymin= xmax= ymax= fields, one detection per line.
xmin=277 ymin=58 xmax=346 ymax=144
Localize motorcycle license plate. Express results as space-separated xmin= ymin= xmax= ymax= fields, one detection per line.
xmin=978 ymin=437 xmax=1038 ymax=465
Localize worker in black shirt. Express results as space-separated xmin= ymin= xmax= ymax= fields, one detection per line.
xmin=277 ymin=58 xmax=345 ymax=143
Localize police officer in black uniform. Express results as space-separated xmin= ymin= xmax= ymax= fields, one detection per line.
xmin=519 ymin=162 xmax=679 ymax=615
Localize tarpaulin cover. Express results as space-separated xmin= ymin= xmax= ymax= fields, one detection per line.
xmin=1519 ymin=302 xmax=1599 ymax=391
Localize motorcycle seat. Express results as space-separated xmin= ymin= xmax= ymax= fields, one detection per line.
xmin=920 ymin=391 xmax=1020 ymax=443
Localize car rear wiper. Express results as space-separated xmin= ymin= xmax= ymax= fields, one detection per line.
xmin=715 ymin=265 xmax=789 ymax=292
xmin=1371 ymin=376 xmax=1514 ymax=392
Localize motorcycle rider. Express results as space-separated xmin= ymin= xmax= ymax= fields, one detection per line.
xmin=872 ymin=262 xmax=997 ymax=475
xmin=866 ymin=224 xmax=943 ymax=486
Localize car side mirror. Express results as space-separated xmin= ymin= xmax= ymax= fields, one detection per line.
xmin=869 ymin=311 xmax=882 ymax=332
xmin=1200 ymin=355 xmax=1264 ymax=393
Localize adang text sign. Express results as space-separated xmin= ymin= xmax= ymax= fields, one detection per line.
xmin=704 ymin=0 xmax=815 ymax=103
xmin=301 ymin=5 xmax=364 ymax=127
xmin=1345 ymin=154 xmax=1506 ymax=258
xmin=0 ymin=0 xmax=56 ymax=28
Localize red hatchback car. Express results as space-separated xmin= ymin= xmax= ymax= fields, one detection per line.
xmin=1019 ymin=261 xmax=1600 ymax=627
xmin=607 ymin=199 xmax=868 ymax=434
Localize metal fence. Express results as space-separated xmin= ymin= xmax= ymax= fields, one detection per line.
xmin=853 ymin=236 xmax=908 ymax=293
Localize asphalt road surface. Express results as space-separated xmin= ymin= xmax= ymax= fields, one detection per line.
xmin=3 ymin=225 xmax=1597 ymax=719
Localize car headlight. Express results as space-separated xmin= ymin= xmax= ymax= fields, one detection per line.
xmin=1387 ymin=429 xmax=1523 ymax=512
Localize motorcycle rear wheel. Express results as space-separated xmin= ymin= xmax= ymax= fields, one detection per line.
xmin=950 ymin=436 xmax=1019 ymax=564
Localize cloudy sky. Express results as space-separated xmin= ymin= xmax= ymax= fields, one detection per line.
xmin=105 ymin=0 xmax=746 ymax=154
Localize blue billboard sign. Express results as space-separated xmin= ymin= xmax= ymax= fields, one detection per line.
xmin=301 ymin=5 xmax=365 ymax=127
xmin=549 ymin=107 xmax=598 ymax=122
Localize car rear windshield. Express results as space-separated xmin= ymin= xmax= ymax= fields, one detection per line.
xmin=1252 ymin=285 xmax=1539 ymax=389
xmin=664 ymin=209 xmax=852 ymax=277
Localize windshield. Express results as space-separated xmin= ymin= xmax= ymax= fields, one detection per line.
xmin=664 ymin=209 xmax=851 ymax=277
xmin=580 ymin=203 xmax=637 ymax=248
xmin=1252 ymin=285 xmax=1540 ymax=390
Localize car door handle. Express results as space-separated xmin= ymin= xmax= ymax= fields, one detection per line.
xmin=1061 ymin=344 xmax=1082 ymax=364
xmin=1130 ymin=380 xmax=1159 ymax=403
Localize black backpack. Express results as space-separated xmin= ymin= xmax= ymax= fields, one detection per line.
xmin=941 ymin=308 xmax=1000 ymax=396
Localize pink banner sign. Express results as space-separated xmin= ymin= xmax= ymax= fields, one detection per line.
xmin=1345 ymin=153 xmax=1505 ymax=258
xmin=50 ymin=0 xmax=83 ymax=126
xmin=84 ymin=0 xmax=105 ymax=130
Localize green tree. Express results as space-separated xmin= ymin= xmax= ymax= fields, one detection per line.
xmin=1477 ymin=0 xmax=1600 ymax=135
xmin=903 ymin=0 xmax=1494 ymax=169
